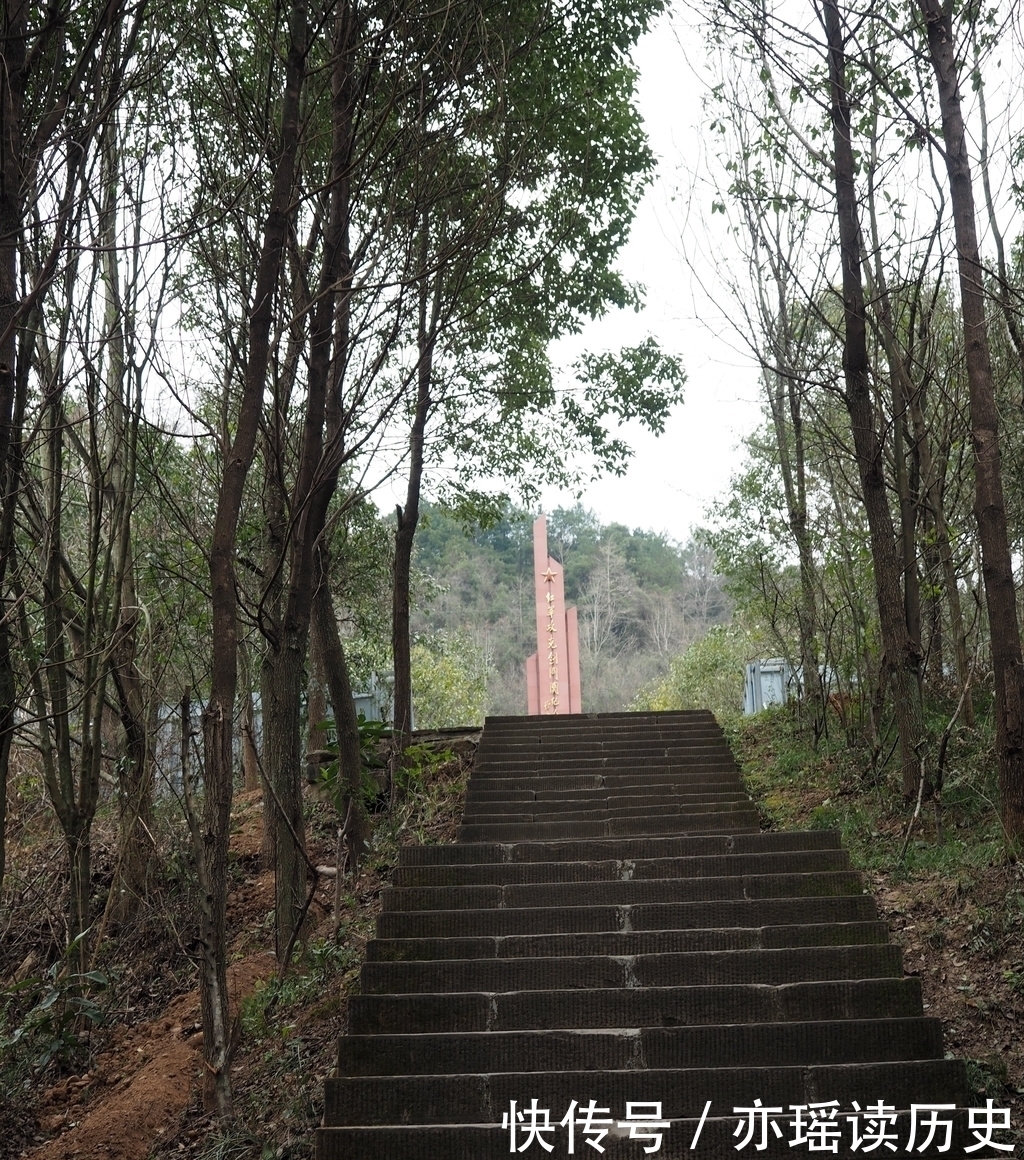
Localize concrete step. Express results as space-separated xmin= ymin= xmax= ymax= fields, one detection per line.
xmin=477 ymin=729 xmax=730 ymax=745
xmin=481 ymin=719 xmax=720 ymax=734
xmin=462 ymin=789 xmax=751 ymax=811
xmin=337 ymin=1015 xmax=941 ymax=1074
xmin=460 ymin=800 xmax=754 ymax=825
xmin=475 ymin=733 xmax=732 ymax=751
xmin=320 ymin=713 xmax=974 ymax=1160
xmin=477 ymin=742 xmax=734 ymax=760
xmin=457 ymin=812 xmax=762 ymax=841
xmin=477 ymin=742 xmax=732 ymax=758
xmin=392 ymin=850 xmax=850 ymax=887
xmin=376 ymin=895 xmax=879 ymax=939
xmin=366 ymin=922 xmax=889 ymax=962
xmin=479 ymin=725 xmax=721 ymax=742
xmin=360 ymin=944 xmax=903 ymax=994
xmin=463 ymin=770 xmax=742 ymax=792
xmin=462 ymin=796 xmax=749 ymax=816
xmin=398 ymin=830 xmax=844 ymax=866
xmin=380 ymin=872 xmax=865 ymax=913
xmin=347 ymin=977 xmax=925 ymax=1034
xmin=479 ymin=716 xmax=723 ymax=731
xmin=465 ymin=781 xmax=745 ymax=802
xmin=481 ymin=709 xmax=716 ymax=729
xmin=474 ymin=753 xmax=738 ymax=774
xmin=476 ymin=743 xmax=735 ymax=758
xmin=325 ymin=1059 xmax=966 ymax=1125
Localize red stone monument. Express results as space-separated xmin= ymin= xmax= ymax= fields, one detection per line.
xmin=526 ymin=514 xmax=582 ymax=714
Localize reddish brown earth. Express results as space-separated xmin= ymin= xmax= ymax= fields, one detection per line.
xmin=874 ymin=863 xmax=1024 ymax=1132
xmin=17 ymin=790 xmax=286 ymax=1160
xmin=28 ymin=953 xmax=276 ymax=1160
xmin=6 ymin=755 xmax=470 ymax=1160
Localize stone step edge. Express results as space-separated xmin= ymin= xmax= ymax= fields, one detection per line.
xmin=365 ymin=922 xmax=890 ymax=959
xmin=399 ymin=831 xmax=843 ymax=865
xmin=392 ymin=854 xmax=852 ymax=885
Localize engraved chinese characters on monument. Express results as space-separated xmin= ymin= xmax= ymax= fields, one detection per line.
xmin=525 ymin=514 xmax=582 ymax=714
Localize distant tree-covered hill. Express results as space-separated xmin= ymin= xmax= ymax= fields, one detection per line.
xmin=411 ymin=504 xmax=731 ymax=718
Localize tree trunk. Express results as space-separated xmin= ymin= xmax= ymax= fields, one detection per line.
xmin=863 ymin=140 xmax=925 ymax=699
xmin=0 ymin=0 xmax=27 ymax=898
xmin=919 ymin=0 xmax=1024 ymax=841
xmin=261 ymin=630 xmax=309 ymax=961
xmin=392 ymin=209 xmax=434 ymax=756
xmin=190 ymin=691 xmax=231 ymax=1119
xmin=769 ymin=365 xmax=823 ymax=717
xmin=392 ymin=498 xmax=418 ymax=753
xmin=68 ymin=821 xmax=92 ymax=957
xmin=256 ymin=0 xmax=356 ymax=956
xmin=259 ymin=457 xmax=286 ymax=872
xmin=306 ymin=629 xmax=328 ymax=785
xmin=0 ymin=363 xmax=15 ymax=895
xmin=920 ymin=529 xmax=945 ymax=689
xmin=907 ymin=383 xmax=975 ymax=725
xmin=242 ymin=690 xmax=260 ymax=792
xmin=198 ymin=0 xmax=309 ymax=1113
xmin=822 ymin=0 xmax=924 ymax=797
xmin=311 ymin=543 xmax=368 ymax=871
xmin=109 ymin=651 xmax=154 ymax=924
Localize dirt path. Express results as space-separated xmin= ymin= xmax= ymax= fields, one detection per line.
xmin=26 ymin=951 xmax=276 ymax=1160
xmin=26 ymin=954 xmax=276 ymax=1160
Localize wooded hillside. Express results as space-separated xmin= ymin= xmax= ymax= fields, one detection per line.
xmin=410 ymin=503 xmax=730 ymax=720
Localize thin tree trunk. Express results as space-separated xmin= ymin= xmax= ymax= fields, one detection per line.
xmin=0 ymin=0 xmax=27 ymax=897
xmin=241 ymin=692 xmax=260 ymax=792
xmin=0 ymin=363 xmax=15 ymax=895
xmin=101 ymin=118 xmax=154 ymax=924
xmin=919 ymin=0 xmax=1024 ymax=841
xmin=920 ymin=527 xmax=945 ymax=687
xmin=392 ymin=208 xmax=434 ymax=757
xmin=822 ymin=0 xmax=924 ymax=797
xmin=259 ymin=457 xmax=286 ymax=872
xmin=306 ymin=627 xmax=327 ymax=785
xmin=769 ymin=365 xmax=823 ymax=716
xmin=908 ymin=386 xmax=974 ymax=725
xmin=262 ymin=627 xmax=308 ymax=962
xmin=863 ymin=99 xmax=924 ymax=703
xmin=109 ymin=646 xmax=154 ymax=923
xmin=260 ymin=0 xmax=356 ymax=957
xmin=239 ymin=641 xmax=260 ymax=792
xmin=199 ymin=0 xmax=309 ymax=1114
xmin=311 ymin=543 xmax=368 ymax=871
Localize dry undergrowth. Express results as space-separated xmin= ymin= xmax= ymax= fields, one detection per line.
xmin=1 ymin=741 xmax=472 ymax=1160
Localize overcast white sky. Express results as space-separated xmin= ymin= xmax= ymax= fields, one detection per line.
xmin=537 ymin=0 xmax=1024 ymax=546
xmin=538 ymin=12 xmax=765 ymax=545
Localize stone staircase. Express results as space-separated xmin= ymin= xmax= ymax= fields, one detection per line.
xmin=316 ymin=710 xmax=979 ymax=1158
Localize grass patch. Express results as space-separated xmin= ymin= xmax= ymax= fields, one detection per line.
xmin=730 ymin=703 xmax=1010 ymax=877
